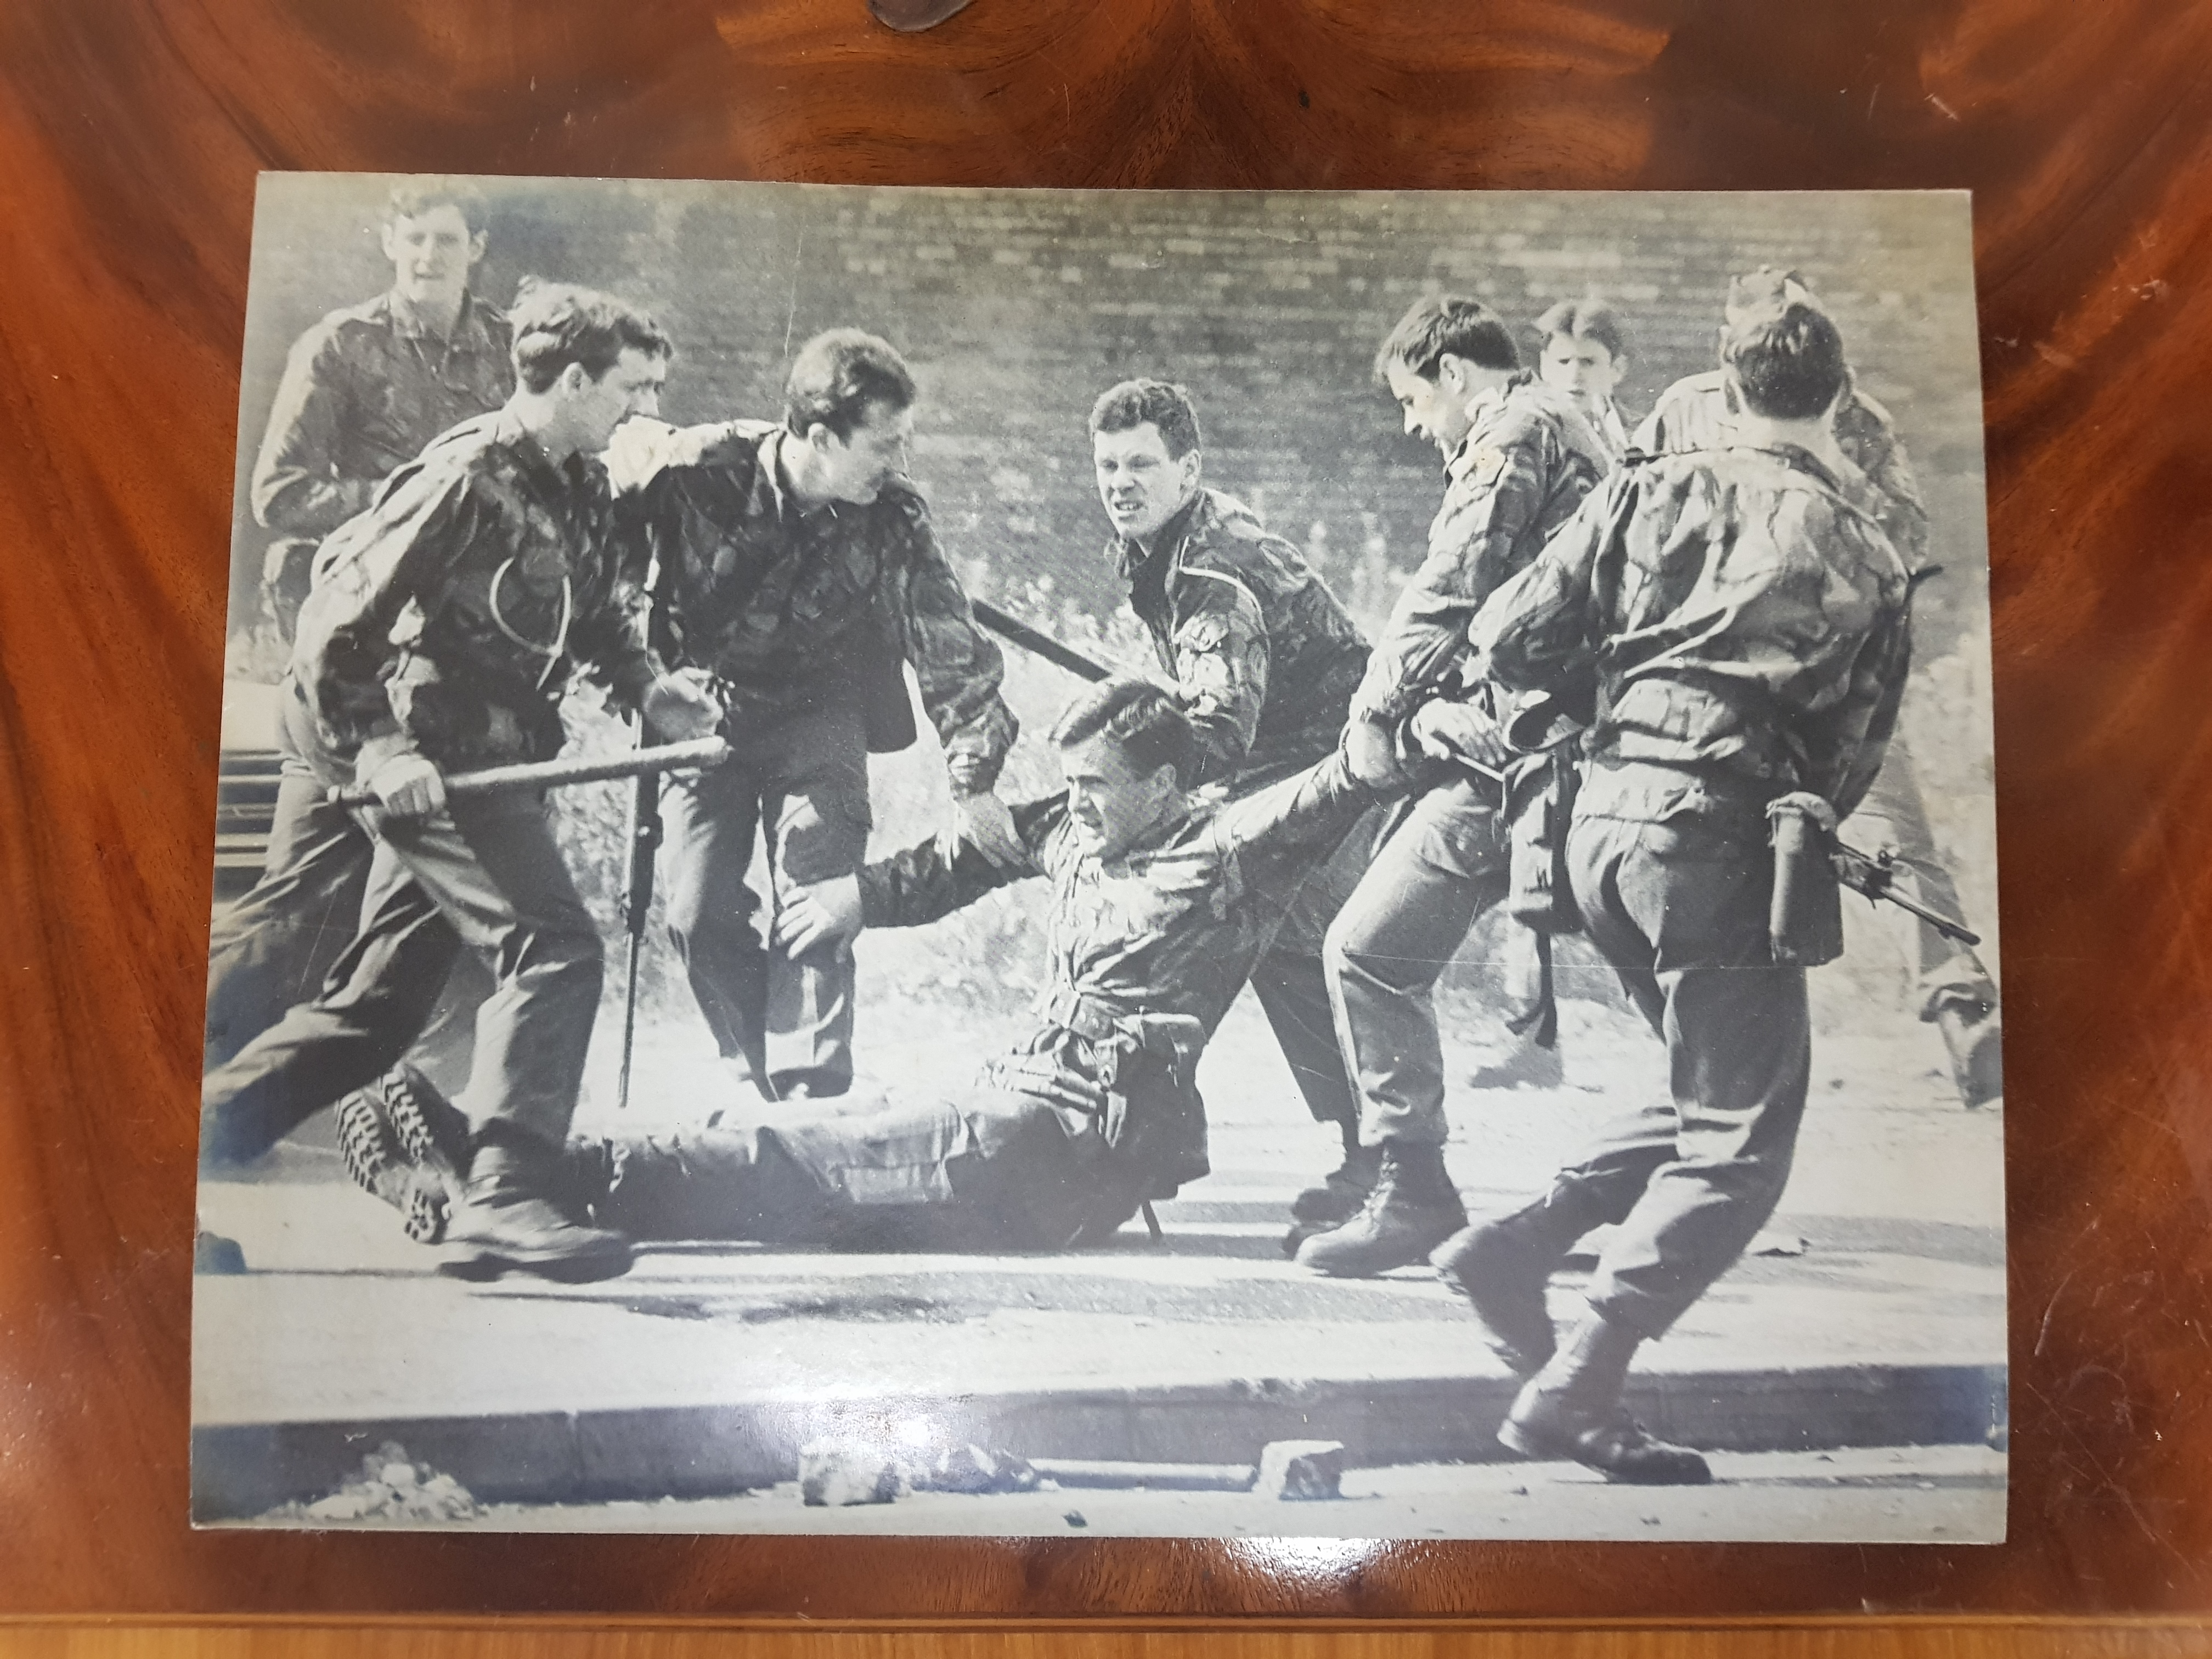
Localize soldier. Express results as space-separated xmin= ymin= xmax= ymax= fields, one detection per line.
xmin=250 ymin=180 xmax=515 ymax=639
xmin=624 ymin=330 xmax=1018 ymax=1103
xmin=1635 ymin=269 xmax=2002 ymax=1108
xmin=1440 ymin=283 xmax=1914 ymax=1483
xmin=208 ymin=180 xmax=514 ymax=1079
xmin=1087 ymin=378 xmax=1379 ymax=1238
xmin=1298 ymin=295 xmax=1611 ymax=1277
xmin=1532 ymin=298 xmax=1633 ymax=462
xmin=334 ymin=679 xmax=1389 ymax=1255
xmin=199 ymin=280 xmax=723 ymax=1283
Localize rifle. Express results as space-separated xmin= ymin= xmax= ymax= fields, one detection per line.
xmin=616 ymin=725 xmax=663 ymax=1113
xmin=971 ymin=599 xmax=1114 ymax=683
xmin=1831 ymin=838 xmax=1982 ymax=947
xmin=325 ymin=737 xmax=731 ymax=807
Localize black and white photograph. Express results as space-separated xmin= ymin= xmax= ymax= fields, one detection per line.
xmin=190 ymin=174 xmax=2006 ymax=1541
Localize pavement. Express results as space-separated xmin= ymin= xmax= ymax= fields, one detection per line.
xmin=190 ymin=972 xmax=2008 ymax=1539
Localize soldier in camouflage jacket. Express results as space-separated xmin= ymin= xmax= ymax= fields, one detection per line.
xmin=620 ymin=329 xmax=1017 ymax=1103
xmin=1088 ymin=380 xmax=1377 ymax=1233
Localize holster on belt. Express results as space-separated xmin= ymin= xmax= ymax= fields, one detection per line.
xmin=1767 ymin=791 xmax=1844 ymax=967
xmin=1096 ymin=1012 xmax=1210 ymax=1198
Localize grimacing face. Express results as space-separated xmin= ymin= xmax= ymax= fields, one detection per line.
xmin=1539 ymin=335 xmax=1622 ymax=409
xmin=1059 ymin=731 xmax=1178 ymax=863
xmin=1385 ymin=358 xmax=1475 ymax=461
xmin=1093 ymin=420 xmax=1201 ymax=545
xmin=380 ymin=204 xmax=485 ymax=312
xmin=565 ymin=347 xmax=668 ymax=456
xmin=812 ymin=398 xmax=915 ymax=505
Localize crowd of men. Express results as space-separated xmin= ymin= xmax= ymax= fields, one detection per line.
xmin=197 ymin=180 xmax=2004 ymax=1486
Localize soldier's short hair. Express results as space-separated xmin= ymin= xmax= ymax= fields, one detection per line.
xmin=1533 ymin=297 xmax=1627 ymax=362
xmin=1051 ymin=678 xmax=1199 ymax=789
xmin=1721 ymin=283 xmax=1848 ymax=420
xmin=509 ymin=278 xmax=674 ymax=394
xmin=383 ymin=179 xmax=491 ymax=236
xmin=1374 ymin=294 xmax=1519 ymax=384
xmin=784 ymin=329 xmax=918 ymax=441
xmin=1088 ymin=379 xmax=1203 ymax=460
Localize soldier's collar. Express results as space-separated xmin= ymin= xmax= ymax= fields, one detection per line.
xmin=1113 ymin=487 xmax=1207 ymax=582
xmin=1098 ymin=794 xmax=1196 ymax=874
xmin=385 ymin=288 xmax=489 ymax=349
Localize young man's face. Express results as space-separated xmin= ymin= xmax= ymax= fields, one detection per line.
xmin=808 ymin=398 xmax=915 ymax=505
xmin=1539 ymin=335 xmax=1622 ymax=408
xmin=380 ymin=204 xmax=486 ymax=313
xmin=1060 ymin=732 xmax=1178 ymax=863
xmin=1385 ymin=358 xmax=1476 ymax=461
xmin=1093 ymin=421 xmax=1201 ymax=545
xmin=562 ymin=347 xmax=668 ymax=456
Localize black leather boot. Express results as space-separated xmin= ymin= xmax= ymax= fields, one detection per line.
xmin=1294 ymin=1140 xmax=1466 ymax=1277
xmin=1432 ymin=1181 xmax=1607 ymax=1375
xmin=1500 ymin=1307 xmax=1711 ymax=1485
xmin=440 ymin=1126 xmax=634 ymax=1284
xmin=334 ymin=1063 xmax=474 ymax=1244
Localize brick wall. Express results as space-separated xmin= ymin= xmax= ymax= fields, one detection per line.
xmin=234 ymin=177 xmax=1987 ymax=647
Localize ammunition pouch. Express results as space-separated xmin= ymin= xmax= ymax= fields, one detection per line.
xmin=1767 ymin=792 xmax=1844 ymax=968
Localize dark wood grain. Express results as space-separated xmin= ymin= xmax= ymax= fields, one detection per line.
xmin=3 ymin=0 xmax=2211 ymax=1623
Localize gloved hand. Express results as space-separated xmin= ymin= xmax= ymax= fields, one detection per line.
xmin=363 ymin=753 xmax=445 ymax=821
xmin=643 ymin=666 xmax=723 ymax=743
xmin=946 ymin=751 xmax=998 ymax=798
xmin=941 ymin=790 xmax=1028 ymax=871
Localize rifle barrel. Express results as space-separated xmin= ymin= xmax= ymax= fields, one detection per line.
xmin=972 ymin=599 xmax=1113 ymax=683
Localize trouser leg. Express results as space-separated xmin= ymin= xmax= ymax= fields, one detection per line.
xmin=200 ymin=837 xmax=464 ymax=1165
xmin=591 ymin=1085 xmax=1107 ymax=1251
xmin=663 ymin=757 xmax=770 ymax=1083
xmin=1249 ymin=804 xmax=1379 ymax=1131
xmin=759 ymin=700 xmax=872 ymax=1098
xmin=1324 ymin=777 xmax=1508 ymax=1148
xmin=1563 ymin=798 xmax=1811 ymax=1341
xmin=203 ymin=709 xmax=375 ymax=1070
xmin=381 ymin=789 xmax=605 ymax=1150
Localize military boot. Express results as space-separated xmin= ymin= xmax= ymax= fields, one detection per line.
xmin=440 ymin=1127 xmax=634 ymax=1284
xmin=1294 ymin=1140 xmax=1466 ymax=1278
xmin=1433 ymin=1181 xmax=1609 ymax=1375
xmin=334 ymin=1064 xmax=474 ymax=1244
xmin=1500 ymin=1307 xmax=1711 ymax=1485
xmin=1282 ymin=1135 xmax=1381 ymax=1256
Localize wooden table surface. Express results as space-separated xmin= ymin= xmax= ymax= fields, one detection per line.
xmin=3 ymin=0 xmax=2211 ymax=1647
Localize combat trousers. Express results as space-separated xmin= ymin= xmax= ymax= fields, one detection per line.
xmin=1841 ymin=733 xmax=1997 ymax=1018
xmin=202 ymin=682 xmax=487 ymax=1093
xmin=201 ymin=785 xmax=601 ymax=1165
xmin=1324 ymin=775 xmax=1510 ymax=1147
xmin=1545 ymin=763 xmax=1810 ymax=1341
xmin=1243 ymin=799 xmax=1380 ymax=1133
xmin=664 ymin=695 xmax=872 ymax=1101
xmin=588 ymin=1082 xmax=1143 ymax=1253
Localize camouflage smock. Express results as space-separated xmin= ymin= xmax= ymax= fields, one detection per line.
xmin=294 ymin=408 xmax=653 ymax=778
xmin=857 ymin=753 xmax=1379 ymax=1081
xmin=1352 ymin=372 xmax=1612 ymax=727
xmin=1111 ymin=488 xmax=1369 ymax=790
xmin=628 ymin=421 xmax=1017 ymax=787
xmin=1469 ymin=444 xmax=1914 ymax=817
xmin=251 ymin=290 xmax=514 ymax=544
xmin=1634 ymin=368 xmax=1930 ymax=565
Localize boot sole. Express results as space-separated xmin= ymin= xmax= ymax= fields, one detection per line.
xmin=438 ymin=1240 xmax=635 ymax=1284
xmin=336 ymin=1094 xmax=449 ymax=1245
xmin=1435 ymin=1231 xmax=1558 ymax=1376
xmin=1499 ymin=1412 xmax=1713 ymax=1485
